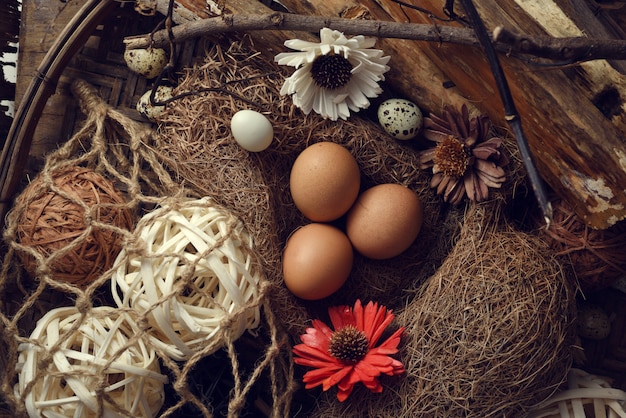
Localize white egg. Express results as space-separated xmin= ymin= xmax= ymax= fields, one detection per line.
xmin=136 ymin=85 xmax=174 ymax=122
xmin=230 ymin=110 xmax=274 ymax=152
xmin=377 ymin=98 xmax=423 ymax=140
xmin=124 ymin=47 xmax=168 ymax=79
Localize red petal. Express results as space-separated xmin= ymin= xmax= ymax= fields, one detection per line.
xmin=344 ymin=368 xmax=363 ymax=386
xmin=364 ymin=352 xmax=394 ymax=368
xmin=366 ymin=380 xmax=384 ymax=393
xmin=328 ymin=304 xmax=355 ymax=331
xmin=293 ymin=343 xmax=335 ymax=363
xmin=303 ymin=363 xmax=345 ymax=382
xmin=311 ymin=319 xmax=334 ymax=340
xmin=369 ymin=308 xmax=394 ymax=347
xmin=353 ymin=299 xmax=365 ymax=332
xmin=336 ymin=382 xmax=355 ymax=402
xmin=300 ymin=326 xmax=331 ymax=351
xmin=376 ymin=327 xmax=403 ymax=352
xmin=389 ymin=358 xmax=406 ymax=375
xmin=302 ymin=365 xmax=343 ymax=388
xmin=323 ymin=365 xmax=353 ymax=390
xmin=355 ymin=359 xmax=384 ymax=379
xmin=294 ymin=356 xmax=338 ymax=369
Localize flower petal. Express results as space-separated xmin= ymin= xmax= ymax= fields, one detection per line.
xmin=329 ymin=303 xmax=355 ymax=331
xmin=302 ymin=364 xmax=346 ymax=388
xmin=323 ymin=364 xmax=353 ymax=390
xmin=293 ymin=343 xmax=334 ymax=363
xmin=336 ymin=380 xmax=356 ymax=402
xmin=275 ymin=28 xmax=389 ymax=120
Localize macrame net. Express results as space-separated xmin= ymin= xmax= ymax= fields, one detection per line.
xmin=0 ymin=76 xmax=294 ymax=417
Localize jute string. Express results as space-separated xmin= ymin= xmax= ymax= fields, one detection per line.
xmin=0 ymin=78 xmax=295 ymax=417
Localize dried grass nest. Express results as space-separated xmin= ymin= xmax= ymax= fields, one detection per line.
xmin=153 ymin=35 xmax=526 ymax=337
xmin=310 ymin=203 xmax=577 ymax=417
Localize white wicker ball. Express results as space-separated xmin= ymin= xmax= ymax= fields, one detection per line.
xmin=112 ymin=197 xmax=262 ymax=360
xmin=15 ymin=306 xmax=167 ymax=418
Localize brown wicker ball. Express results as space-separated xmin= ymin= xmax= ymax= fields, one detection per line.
xmin=14 ymin=166 xmax=134 ymax=286
xmin=539 ymin=197 xmax=626 ymax=294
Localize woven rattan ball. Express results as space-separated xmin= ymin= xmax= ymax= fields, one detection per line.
xmin=13 ymin=166 xmax=134 ymax=286
xmin=112 ymin=197 xmax=262 ymax=360
xmin=15 ymin=306 xmax=167 ymax=418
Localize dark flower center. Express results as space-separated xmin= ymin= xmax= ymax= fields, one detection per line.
xmin=328 ymin=325 xmax=369 ymax=363
xmin=311 ymin=53 xmax=353 ymax=90
xmin=434 ymin=136 xmax=471 ymax=177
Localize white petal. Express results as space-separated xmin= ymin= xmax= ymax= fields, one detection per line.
xmin=320 ymin=44 xmax=332 ymax=56
xmin=337 ymin=101 xmax=351 ymax=120
xmin=275 ymin=28 xmax=390 ymax=120
xmin=284 ymin=38 xmax=322 ymax=51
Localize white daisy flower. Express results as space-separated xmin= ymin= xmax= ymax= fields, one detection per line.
xmin=275 ymin=28 xmax=391 ymax=121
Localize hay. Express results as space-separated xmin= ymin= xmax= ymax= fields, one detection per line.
xmin=310 ymin=202 xmax=577 ymax=417
xmin=154 ymin=35 xmax=470 ymax=336
xmin=1 ymin=30 xmax=536 ymax=417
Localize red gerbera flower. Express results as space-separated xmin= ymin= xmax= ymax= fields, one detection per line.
xmin=292 ymin=299 xmax=405 ymax=402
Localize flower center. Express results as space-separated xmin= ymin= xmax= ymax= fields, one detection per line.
xmin=311 ymin=53 xmax=353 ymax=90
xmin=328 ymin=325 xmax=369 ymax=363
xmin=434 ymin=136 xmax=471 ymax=177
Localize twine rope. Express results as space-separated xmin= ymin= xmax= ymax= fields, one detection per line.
xmin=1 ymin=76 xmax=295 ymax=417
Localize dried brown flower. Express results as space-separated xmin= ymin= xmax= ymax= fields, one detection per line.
xmin=419 ymin=104 xmax=509 ymax=205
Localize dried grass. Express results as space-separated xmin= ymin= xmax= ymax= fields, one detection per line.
xmin=310 ymin=202 xmax=577 ymax=417
xmin=153 ymin=35 xmax=456 ymax=335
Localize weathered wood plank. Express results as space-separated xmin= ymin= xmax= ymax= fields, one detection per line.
xmin=369 ymin=0 xmax=626 ymax=228
xmin=1 ymin=0 xmax=116 ymax=221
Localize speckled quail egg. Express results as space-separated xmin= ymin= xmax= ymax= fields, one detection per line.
xmin=577 ymin=304 xmax=611 ymax=340
xmin=377 ymin=98 xmax=423 ymax=140
xmin=124 ymin=47 xmax=168 ymax=79
xmin=136 ymin=85 xmax=174 ymax=122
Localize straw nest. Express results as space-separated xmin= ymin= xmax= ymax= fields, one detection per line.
xmin=153 ymin=35 xmax=524 ymax=337
xmin=310 ymin=203 xmax=577 ymax=417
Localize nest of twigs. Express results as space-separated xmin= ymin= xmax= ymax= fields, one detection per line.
xmin=154 ymin=35 xmax=461 ymax=336
xmin=310 ymin=202 xmax=578 ymax=417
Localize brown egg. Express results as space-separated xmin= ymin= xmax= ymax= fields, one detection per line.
xmin=289 ymin=142 xmax=360 ymax=222
xmin=282 ymin=223 xmax=353 ymax=300
xmin=346 ymin=183 xmax=423 ymax=259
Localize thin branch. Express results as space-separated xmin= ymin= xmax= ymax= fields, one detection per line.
xmin=460 ymin=0 xmax=553 ymax=227
xmin=493 ymin=25 xmax=626 ymax=62
xmin=123 ymin=12 xmax=481 ymax=48
xmin=124 ymin=12 xmax=626 ymax=64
